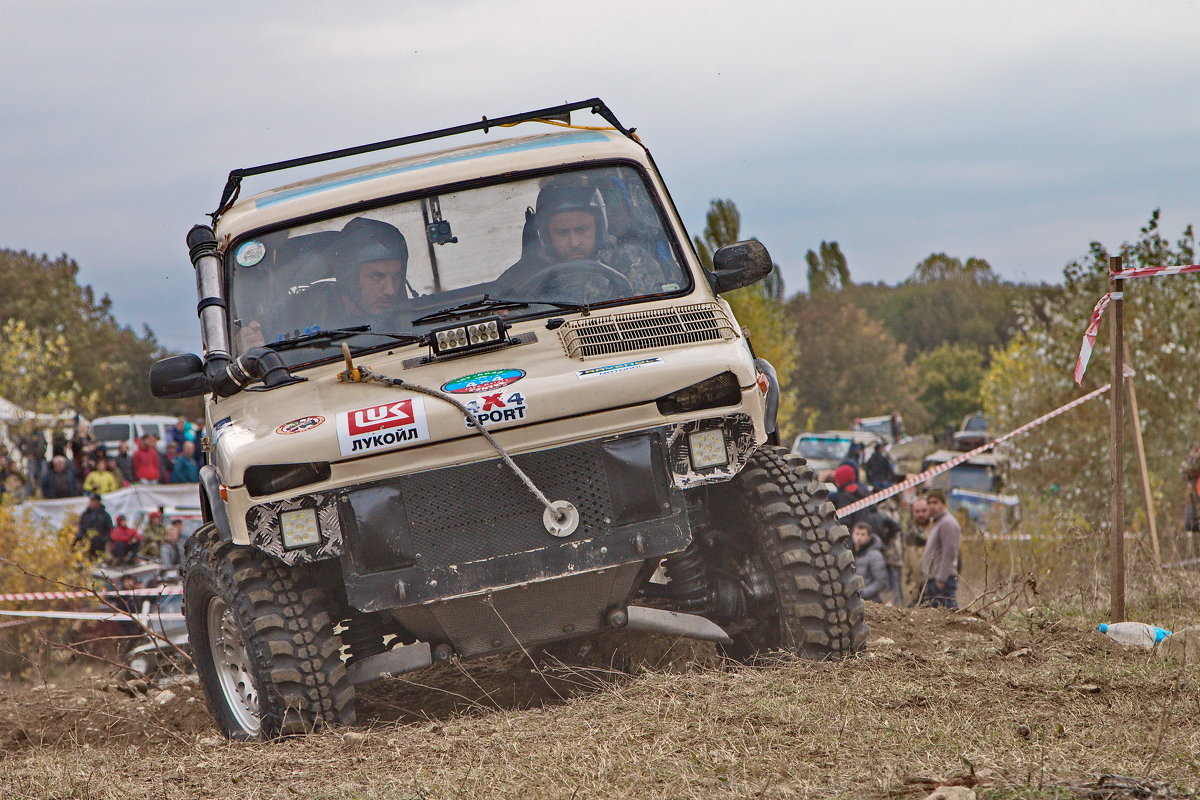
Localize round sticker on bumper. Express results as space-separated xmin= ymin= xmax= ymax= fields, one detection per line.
xmin=276 ymin=415 xmax=325 ymax=435
xmin=441 ymin=368 xmax=525 ymax=394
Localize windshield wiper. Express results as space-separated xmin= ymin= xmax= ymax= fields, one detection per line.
xmin=266 ymin=326 xmax=425 ymax=352
xmin=410 ymin=295 xmax=589 ymax=326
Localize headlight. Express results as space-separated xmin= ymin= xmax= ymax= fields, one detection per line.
xmin=245 ymin=462 xmax=331 ymax=497
xmin=656 ymin=372 xmax=741 ymax=415
xmin=279 ymin=508 xmax=321 ymax=550
xmin=431 ymin=317 xmax=508 ymax=355
xmin=688 ymin=429 xmax=729 ymax=469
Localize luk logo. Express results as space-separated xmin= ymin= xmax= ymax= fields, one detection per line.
xmin=348 ymin=401 xmax=415 ymax=435
xmin=337 ymin=398 xmax=429 ymax=457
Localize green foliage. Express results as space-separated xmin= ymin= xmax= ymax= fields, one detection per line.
xmin=914 ymin=343 xmax=986 ymax=433
xmin=693 ymin=199 xmax=798 ymax=431
xmin=805 ymin=241 xmax=849 ymax=295
xmin=784 ymin=298 xmax=926 ymax=433
xmin=981 ymin=211 xmax=1200 ymax=530
xmin=0 ymin=249 xmax=167 ymax=416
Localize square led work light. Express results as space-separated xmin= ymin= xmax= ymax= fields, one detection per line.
xmin=688 ymin=429 xmax=729 ymax=470
xmin=279 ymin=508 xmax=321 ymax=550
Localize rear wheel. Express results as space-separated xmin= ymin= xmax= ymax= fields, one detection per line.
xmin=710 ymin=446 xmax=867 ymax=660
xmin=183 ymin=524 xmax=355 ymax=740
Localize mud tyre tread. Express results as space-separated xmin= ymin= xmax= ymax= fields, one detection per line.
xmin=183 ymin=524 xmax=355 ymax=740
xmin=718 ymin=447 xmax=868 ymax=660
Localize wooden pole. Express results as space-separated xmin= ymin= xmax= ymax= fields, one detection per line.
xmin=1123 ymin=341 xmax=1161 ymax=567
xmin=1109 ymin=255 xmax=1126 ymax=622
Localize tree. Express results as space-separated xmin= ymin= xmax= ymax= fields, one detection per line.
xmin=805 ymin=241 xmax=850 ymax=295
xmin=0 ymin=319 xmax=83 ymax=415
xmin=692 ymin=199 xmax=799 ymax=432
xmin=914 ymin=343 xmax=986 ymax=435
xmin=784 ymin=298 xmax=926 ymax=433
xmin=981 ymin=211 xmax=1200 ymax=529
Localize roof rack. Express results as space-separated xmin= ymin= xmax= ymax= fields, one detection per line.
xmin=212 ymin=98 xmax=633 ymax=221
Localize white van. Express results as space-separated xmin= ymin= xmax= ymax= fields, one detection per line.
xmin=89 ymin=414 xmax=180 ymax=454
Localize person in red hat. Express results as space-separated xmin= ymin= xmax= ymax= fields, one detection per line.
xmin=108 ymin=514 xmax=142 ymax=564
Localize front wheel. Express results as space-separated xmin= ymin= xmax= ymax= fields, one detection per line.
xmin=183 ymin=525 xmax=355 ymax=740
xmin=710 ymin=446 xmax=867 ymax=660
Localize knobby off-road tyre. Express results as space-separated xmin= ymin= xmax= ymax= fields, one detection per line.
xmin=713 ymin=446 xmax=867 ymax=661
xmin=183 ymin=524 xmax=355 ymax=740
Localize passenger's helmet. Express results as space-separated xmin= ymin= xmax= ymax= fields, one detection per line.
xmin=534 ymin=180 xmax=608 ymax=248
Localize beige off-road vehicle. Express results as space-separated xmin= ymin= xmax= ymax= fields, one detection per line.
xmin=151 ymin=100 xmax=866 ymax=740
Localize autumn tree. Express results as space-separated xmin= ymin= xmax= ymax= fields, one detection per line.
xmin=692 ymin=199 xmax=797 ymax=430
xmin=805 ymin=241 xmax=850 ymax=295
xmin=914 ymin=342 xmax=986 ymax=434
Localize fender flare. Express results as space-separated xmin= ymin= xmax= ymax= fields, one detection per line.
xmin=198 ymin=464 xmax=234 ymax=542
xmin=754 ymin=357 xmax=781 ymax=444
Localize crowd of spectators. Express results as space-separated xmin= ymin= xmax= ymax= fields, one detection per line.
xmin=0 ymin=417 xmax=206 ymax=502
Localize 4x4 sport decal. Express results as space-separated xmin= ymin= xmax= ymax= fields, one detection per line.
xmin=441 ymin=368 xmax=525 ymax=394
xmin=575 ymin=357 xmax=664 ymax=380
xmin=336 ymin=399 xmax=430 ymax=457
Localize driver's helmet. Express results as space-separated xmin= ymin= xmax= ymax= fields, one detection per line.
xmin=533 ymin=180 xmax=608 ymax=252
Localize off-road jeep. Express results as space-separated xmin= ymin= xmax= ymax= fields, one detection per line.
xmin=151 ymin=99 xmax=867 ymax=740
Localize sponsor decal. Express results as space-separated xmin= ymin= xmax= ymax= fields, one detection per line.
xmin=275 ymin=415 xmax=325 ymax=435
xmin=576 ymin=357 xmax=665 ymax=380
xmin=441 ymin=368 xmax=526 ymax=395
xmin=235 ymin=240 xmax=266 ymax=267
xmin=336 ymin=399 xmax=430 ymax=456
xmin=463 ymin=391 xmax=529 ymax=429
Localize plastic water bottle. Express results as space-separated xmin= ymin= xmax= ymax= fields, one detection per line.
xmin=1097 ymin=622 xmax=1172 ymax=648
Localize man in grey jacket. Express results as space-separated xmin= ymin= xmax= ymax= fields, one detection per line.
xmin=850 ymin=521 xmax=889 ymax=603
xmin=921 ymin=490 xmax=961 ymax=608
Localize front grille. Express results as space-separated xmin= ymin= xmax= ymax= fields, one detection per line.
xmin=558 ymin=302 xmax=736 ymax=359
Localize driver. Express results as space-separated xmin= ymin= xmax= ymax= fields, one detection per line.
xmin=237 ymin=217 xmax=410 ymax=348
xmin=510 ymin=178 xmax=667 ymax=296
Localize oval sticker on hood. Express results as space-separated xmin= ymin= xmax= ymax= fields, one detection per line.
xmin=275 ymin=415 xmax=325 ymax=435
xmin=441 ymin=368 xmax=526 ymax=394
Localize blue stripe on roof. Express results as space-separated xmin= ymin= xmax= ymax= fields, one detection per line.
xmin=254 ymin=130 xmax=612 ymax=209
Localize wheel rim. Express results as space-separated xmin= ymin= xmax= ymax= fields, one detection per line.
xmin=206 ymin=595 xmax=261 ymax=736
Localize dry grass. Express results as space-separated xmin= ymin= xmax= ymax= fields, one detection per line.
xmin=2 ymin=601 xmax=1199 ymax=800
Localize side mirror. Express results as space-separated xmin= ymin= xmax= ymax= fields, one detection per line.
xmin=149 ymin=354 xmax=208 ymax=399
xmin=708 ymin=240 xmax=773 ymax=293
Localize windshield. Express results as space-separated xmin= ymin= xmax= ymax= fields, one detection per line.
xmin=798 ymin=437 xmax=852 ymax=461
xmin=227 ymin=165 xmax=688 ymax=365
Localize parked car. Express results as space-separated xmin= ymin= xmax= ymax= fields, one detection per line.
xmin=853 ymin=414 xmax=902 ymax=445
xmin=921 ymin=449 xmax=1020 ymax=534
xmin=791 ymin=430 xmax=884 ymax=478
xmin=89 ymin=414 xmax=179 ymax=454
xmin=952 ymin=411 xmax=992 ymax=451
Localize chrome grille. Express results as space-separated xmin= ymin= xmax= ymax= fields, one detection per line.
xmin=558 ymin=302 xmax=737 ymax=359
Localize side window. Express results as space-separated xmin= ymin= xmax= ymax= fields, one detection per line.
xmin=139 ymin=423 xmax=162 ymax=438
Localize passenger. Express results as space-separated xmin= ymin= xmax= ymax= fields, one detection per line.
xmin=237 ymin=217 xmax=410 ymax=348
xmin=500 ymin=178 xmax=667 ymax=297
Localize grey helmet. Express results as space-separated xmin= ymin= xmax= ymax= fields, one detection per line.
xmin=534 ymin=181 xmax=608 ymax=249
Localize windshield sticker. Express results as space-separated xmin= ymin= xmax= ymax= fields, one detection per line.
xmin=441 ymin=368 xmax=526 ymax=395
xmin=463 ymin=391 xmax=528 ymax=429
xmin=275 ymin=415 xmax=325 ymax=435
xmin=336 ymin=399 xmax=430 ymax=457
xmin=235 ymin=240 xmax=266 ymax=267
xmin=576 ymin=357 xmax=664 ymax=380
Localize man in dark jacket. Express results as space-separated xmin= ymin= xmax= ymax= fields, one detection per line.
xmin=40 ymin=455 xmax=80 ymax=498
xmin=76 ymin=494 xmax=113 ymax=557
xmin=850 ymin=521 xmax=888 ymax=603
xmin=864 ymin=443 xmax=896 ymax=491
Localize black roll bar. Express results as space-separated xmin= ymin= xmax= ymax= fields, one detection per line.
xmin=211 ymin=98 xmax=634 ymax=221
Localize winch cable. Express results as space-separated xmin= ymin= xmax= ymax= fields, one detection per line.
xmin=337 ymin=348 xmax=569 ymax=525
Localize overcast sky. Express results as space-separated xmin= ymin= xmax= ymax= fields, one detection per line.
xmin=3 ymin=1 xmax=1198 ymax=352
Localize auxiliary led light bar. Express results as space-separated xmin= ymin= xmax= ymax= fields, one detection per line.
xmin=430 ymin=317 xmax=508 ymax=356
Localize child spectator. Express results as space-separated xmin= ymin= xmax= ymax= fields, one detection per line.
xmin=851 ymin=521 xmax=888 ymax=603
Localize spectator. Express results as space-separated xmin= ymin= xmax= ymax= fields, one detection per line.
xmin=158 ymin=521 xmax=185 ymax=570
xmin=921 ymin=490 xmax=961 ymax=609
xmin=831 ymin=463 xmax=867 ymax=512
xmin=160 ymin=440 xmax=177 ymax=482
xmin=889 ymin=411 xmax=905 ymax=443
xmin=114 ymin=440 xmax=134 ymax=483
xmin=170 ymin=441 xmax=201 ymax=483
xmin=108 ymin=514 xmax=142 ymax=564
xmin=0 ymin=455 xmax=26 ymax=502
xmin=851 ymin=520 xmax=888 ymax=603
xmin=75 ymin=494 xmax=113 ymax=557
xmin=40 ymin=455 xmax=81 ymax=498
xmin=140 ymin=509 xmax=167 ymax=558
xmin=83 ymin=457 xmax=123 ymax=496
xmin=864 ymin=443 xmax=896 ymax=491
xmin=167 ymin=418 xmax=189 ymax=450
xmin=903 ymin=497 xmax=933 ymax=606
xmin=132 ymin=434 xmax=162 ymax=484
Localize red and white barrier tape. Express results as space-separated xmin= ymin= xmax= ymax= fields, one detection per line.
xmin=1074 ymin=263 xmax=1200 ymax=383
xmin=0 ymin=609 xmax=185 ymax=622
xmin=835 ymin=381 xmax=1113 ymax=518
xmin=0 ymin=619 xmax=30 ymax=630
xmin=0 ymin=585 xmax=182 ymax=603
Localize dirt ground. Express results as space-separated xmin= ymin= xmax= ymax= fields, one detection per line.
xmin=1 ymin=604 xmax=1198 ymax=800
